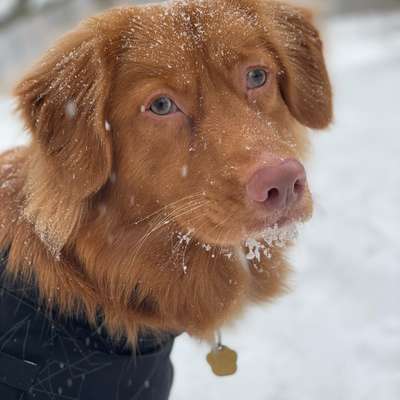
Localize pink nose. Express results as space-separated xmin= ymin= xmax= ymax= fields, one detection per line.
xmin=246 ymin=159 xmax=307 ymax=209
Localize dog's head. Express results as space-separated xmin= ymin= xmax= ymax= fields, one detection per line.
xmin=16 ymin=0 xmax=332 ymax=255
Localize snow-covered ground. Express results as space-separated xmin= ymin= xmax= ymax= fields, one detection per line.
xmin=1 ymin=11 xmax=400 ymax=400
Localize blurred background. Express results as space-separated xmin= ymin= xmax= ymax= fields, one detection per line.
xmin=1 ymin=0 xmax=400 ymax=399
xmin=1 ymin=0 xmax=400 ymax=91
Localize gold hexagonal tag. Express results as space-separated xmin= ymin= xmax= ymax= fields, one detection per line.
xmin=207 ymin=345 xmax=238 ymax=377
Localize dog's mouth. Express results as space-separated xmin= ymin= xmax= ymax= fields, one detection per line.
xmin=164 ymin=180 xmax=313 ymax=249
xmin=243 ymin=209 xmax=309 ymax=239
xmin=243 ymin=221 xmax=300 ymax=262
xmin=178 ymin=201 xmax=312 ymax=250
xmin=175 ymin=159 xmax=314 ymax=246
xmin=170 ymin=213 xmax=302 ymax=265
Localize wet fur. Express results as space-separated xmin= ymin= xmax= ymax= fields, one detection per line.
xmin=0 ymin=0 xmax=332 ymax=346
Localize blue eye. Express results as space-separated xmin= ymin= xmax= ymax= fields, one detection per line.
xmin=150 ymin=96 xmax=178 ymax=115
xmin=247 ymin=68 xmax=267 ymax=89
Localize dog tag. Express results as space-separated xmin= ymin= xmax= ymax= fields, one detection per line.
xmin=207 ymin=345 xmax=238 ymax=376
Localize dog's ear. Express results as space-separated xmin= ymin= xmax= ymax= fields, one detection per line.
xmin=14 ymin=20 xmax=114 ymax=256
xmin=264 ymin=1 xmax=333 ymax=129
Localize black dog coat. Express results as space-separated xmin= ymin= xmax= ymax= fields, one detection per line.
xmin=0 ymin=250 xmax=175 ymax=400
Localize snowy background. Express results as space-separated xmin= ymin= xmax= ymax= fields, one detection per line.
xmin=1 ymin=1 xmax=400 ymax=399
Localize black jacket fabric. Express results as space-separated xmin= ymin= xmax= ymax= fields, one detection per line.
xmin=0 ymin=250 xmax=175 ymax=400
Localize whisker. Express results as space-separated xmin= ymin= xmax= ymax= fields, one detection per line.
xmin=131 ymin=202 xmax=210 ymax=264
xmin=166 ymin=211 xmax=210 ymax=267
xmin=203 ymin=212 xmax=234 ymax=269
xmin=132 ymin=193 xmax=205 ymax=225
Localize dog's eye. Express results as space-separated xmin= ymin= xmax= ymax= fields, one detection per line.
xmin=247 ymin=68 xmax=267 ymax=89
xmin=150 ymin=96 xmax=178 ymax=116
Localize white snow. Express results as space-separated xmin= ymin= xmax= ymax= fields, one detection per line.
xmin=0 ymin=0 xmax=67 ymax=22
xmin=1 ymin=11 xmax=400 ymax=400
xmin=105 ymin=120 xmax=111 ymax=132
xmin=65 ymin=100 xmax=77 ymax=119
xmin=0 ymin=98 xmax=29 ymax=151
xmin=181 ymin=164 xmax=188 ymax=178
xmin=245 ymin=223 xmax=299 ymax=262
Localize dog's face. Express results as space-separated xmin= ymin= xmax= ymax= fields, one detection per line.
xmin=16 ymin=0 xmax=332 ymax=253
xmin=109 ymin=0 xmax=332 ymax=245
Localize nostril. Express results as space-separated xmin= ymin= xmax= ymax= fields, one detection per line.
xmin=266 ymin=188 xmax=280 ymax=202
xmin=293 ymin=179 xmax=305 ymax=195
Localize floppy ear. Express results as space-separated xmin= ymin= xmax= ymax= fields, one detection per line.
xmin=266 ymin=1 xmax=333 ymax=129
xmin=14 ymin=20 xmax=114 ymax=256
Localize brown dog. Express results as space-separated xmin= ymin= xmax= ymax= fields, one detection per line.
xmin=0 ymin=0 xmax=332 ymax=349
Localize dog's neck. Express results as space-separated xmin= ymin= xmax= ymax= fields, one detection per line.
xmin=72 ymin=200 xmax=290 ymax=341
xmin=74 ymin=205 xmax=247 ymax=333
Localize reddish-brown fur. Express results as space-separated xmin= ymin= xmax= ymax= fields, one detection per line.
xmin=0 ymin=0 xmax=332 ymax=346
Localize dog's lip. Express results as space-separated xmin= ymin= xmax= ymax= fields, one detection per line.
xmin=250 ymin=216 xmax=289 ymax=232
xmin=245 ymin=213 xmax=305 ymax=239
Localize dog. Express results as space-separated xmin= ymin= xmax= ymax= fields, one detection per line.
xmin=0 ymin=0 xmax=332 ymax=398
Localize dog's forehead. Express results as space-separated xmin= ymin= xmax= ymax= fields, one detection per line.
xmin=121 ymin=0 xmax=265 ymax=74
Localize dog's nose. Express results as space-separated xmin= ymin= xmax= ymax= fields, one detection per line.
xmin=246 ymin=159 xmax=306 ymax=209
